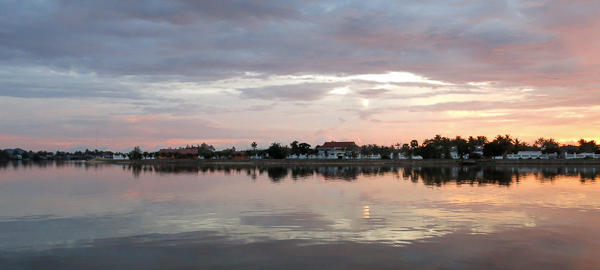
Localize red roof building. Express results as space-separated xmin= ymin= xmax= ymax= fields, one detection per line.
xmin=158 ymin=148 xmax=199 ymax=159
xmin=317 ymin=141 xmax=358 ymax=157
xmin=319 ymin=141 xmax=358 ymax=149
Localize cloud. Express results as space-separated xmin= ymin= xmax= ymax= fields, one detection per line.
xmin=2 ymin=0 xmax=596 ymax=86
xmin=237 ymin=83 xmax=341 ymax=101
xmin=315 ymin=126 xmax=338 ymax=137
xmin=2 ymin=0 xmax=600 ymax=150
xmin=248 ymin=103 xmax=278 ymax=112
xmin=0 ymin=66 xmax=147 ymax=99
xmin=357 ymin=89 xmax=389 ymax=97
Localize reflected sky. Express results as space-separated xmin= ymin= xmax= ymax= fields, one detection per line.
xmin=1 ymin=161 xmax=600 ymax=269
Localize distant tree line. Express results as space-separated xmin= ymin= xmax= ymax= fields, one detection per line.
xmin=249 ymin=135 xmax=597 ymax=160
xmin=2 ymin=135 xmax=598 ymax=161
xmin=0 ymin=149 xmax=105 ymax=161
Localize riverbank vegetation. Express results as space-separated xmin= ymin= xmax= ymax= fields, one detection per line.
xmin=147 ymin=135 xmax=597 ymax=160
xmin=2 ymin=135 xmax=598 ymax=161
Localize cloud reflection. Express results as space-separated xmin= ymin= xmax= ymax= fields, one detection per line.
xmin=1 ymin=162 xmax=600 ymax=252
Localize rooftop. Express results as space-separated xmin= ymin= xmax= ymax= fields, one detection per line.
xmin=319 ymin=141 xmax=358 ymax=149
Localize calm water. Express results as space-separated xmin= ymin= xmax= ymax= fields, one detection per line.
xmin=1 ymin=161 xmax=600 ymax=269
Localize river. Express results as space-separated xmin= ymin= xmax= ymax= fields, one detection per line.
xmin=1 ymin=161 xmax=599 ymax=269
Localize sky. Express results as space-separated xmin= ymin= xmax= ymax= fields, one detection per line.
xmin=1 ymin=0 xmax=599 ymax=152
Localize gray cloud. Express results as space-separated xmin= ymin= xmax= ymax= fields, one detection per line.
xmin=0 ymin=66 xmax=145 ymax=99
xmin=248 ymin=103 xmax=278 ymax=112
xmin=1 ymin=0 xmax=592 ymax=85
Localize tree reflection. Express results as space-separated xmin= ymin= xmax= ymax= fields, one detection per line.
xmin=130 ymin=165 xmax=142 ymax=179
xmin=267 ymin=167 xmax=288 ymax=182
xmin=290 ymin=166 xmax=314 ymax=180
xmin=6 ymin=161 xmax=600 ymax=185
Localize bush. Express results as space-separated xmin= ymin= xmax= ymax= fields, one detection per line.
xmin=267 ymin=143 xmax=288 ymax=159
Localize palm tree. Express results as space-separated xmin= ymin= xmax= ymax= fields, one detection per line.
xmin=433 ymin=134 xmax=443 ymax=146
xmin=476 ymin=136 xmax=488 ymax=145
xmin=251 ymin=142 xmax=257 ymax=156
xmin=493 ymin=134 xmax=514 ymax=158
xmin=513 ymin=139 xmax=528 ymax=153
xmin=410 ymin=140 xmax=419 ymax=149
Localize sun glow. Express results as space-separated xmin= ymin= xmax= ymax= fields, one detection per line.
xmin=363 ymin=99 xmax=369 ymax=107
xmin=330 ymin=87 xmax=350 ymax=95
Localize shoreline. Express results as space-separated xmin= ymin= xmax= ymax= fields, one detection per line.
xmin=89 ymin=158 xmax=600 ymax=166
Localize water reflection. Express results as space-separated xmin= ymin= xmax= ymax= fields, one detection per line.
xmin=115 ymin=164 xmax=600 ymax=184
xmin=2 ymin=161 xmax=600 ymax=269
xmin=0 ymin=160 xmax=90 ymax=170
xmin=4 ymin=161 xmax=597 ymax=184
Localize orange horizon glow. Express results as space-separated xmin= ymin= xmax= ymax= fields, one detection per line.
xmin=1 ymin=131 xmax=598 ymax=153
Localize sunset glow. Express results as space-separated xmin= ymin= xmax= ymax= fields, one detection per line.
xmin=1 ymin=1 xmax=599 ymax=152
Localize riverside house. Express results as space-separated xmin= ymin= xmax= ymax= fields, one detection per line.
xmin=317 ymin=141 xmax=358 ymax=159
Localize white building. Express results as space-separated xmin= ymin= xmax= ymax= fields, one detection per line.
xmin=565 ymin=152 xmax=597 ymax=159
xmin=113 ymin=154 xmax=129 ymax=160
xmin=503 ymin=151 xmax=558 ymax=159
xmin=392 ymin=153 xmax=423 ymax=160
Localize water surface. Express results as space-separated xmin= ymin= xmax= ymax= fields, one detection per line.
xmin=1 ymin=161 xmax=599 ymax=269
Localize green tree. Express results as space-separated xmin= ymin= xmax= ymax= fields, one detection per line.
xmin=453 ymin=136 xmax=469 ymax=159
xmin=416 ymin=143 xmax=438 ymax=159
xmin=578 ymin=139 xmax=599 ymax=153
xmin=405 ymin=140 xmax=419 ymax=159
xmin=420 ymin=134 xmax=450 ymax=159
xmin=410 ymin=140 xmax=419 ymax=149
xmin=400 ymin=143 xmax=411 ymax=159
xmin=483 ymin=135 xmax=514 ymax=158
xmin=289 ymin=141 xmax=312 ymax=156
xmin=0 ymin=150 xmax=10 ymax=161
xmin=199 ymin=143 xmax=216 ymax=159
xmin=468 ymin=136 xmax=487 ymax=146
xmin=533 ymin=137 xmax=546 ymax=148
xmin=298 ymin=143 xmax=312 ymax=155
xmin=267 ymin=143 xmax=288 ymax=159
xmin=290 ymin=141 xmax=300 ymax=155
xmin=535 ymin=137 xmax=560 ymax=154
xmin=513 ymin=139 xmax=529 ymax=153
xmin=129 ymin=146 xmax=143 ymax=160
